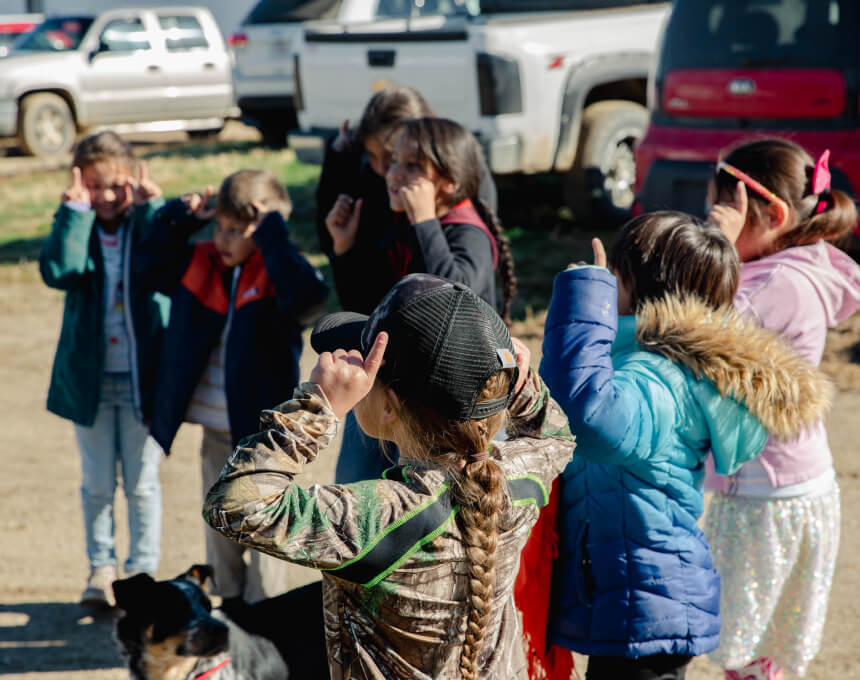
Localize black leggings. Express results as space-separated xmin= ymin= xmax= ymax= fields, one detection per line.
xmin=585 ymin=654 xmax=693 ymax=680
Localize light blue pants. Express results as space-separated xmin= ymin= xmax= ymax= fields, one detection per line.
xmin=334 ymin=410 xmax=397 ymax=484
xmin=74 ymin=373 xmax=162 ymax=575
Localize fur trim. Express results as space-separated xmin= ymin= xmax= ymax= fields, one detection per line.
xmin=635 ymin=296 xmax=833 ymax=439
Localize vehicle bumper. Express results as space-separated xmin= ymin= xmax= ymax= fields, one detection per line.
xmin=0 ymin=99 xmax=17 ymax=136
xmin=479 ymin=134 xmax=522 ymax=175
xmin=635 ymin=123 xmax=860 ymax=217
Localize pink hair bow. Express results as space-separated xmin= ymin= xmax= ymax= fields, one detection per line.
xmin=812 ymin=149 xmax=831 ymax=215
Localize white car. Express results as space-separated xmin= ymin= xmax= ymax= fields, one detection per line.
xmin=0 ymin=6 xmax=237 ymax=157
xmin=230 ymin=0 xmax=451 ymax=146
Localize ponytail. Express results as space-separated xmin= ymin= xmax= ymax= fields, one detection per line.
xmin=777 ymin=188 xmax=858 ymax=250
xmin=474 ymin=198 xmax=518 ymax=326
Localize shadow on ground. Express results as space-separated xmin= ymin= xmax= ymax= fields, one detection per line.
xmin=0 ymin=602 xmax=123 ymax=674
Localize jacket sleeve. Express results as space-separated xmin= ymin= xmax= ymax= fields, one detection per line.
xmin=133 ymin=198 xmax=205 ymax=295
xmin=540 ymin=266 xmax=670 ymax=467
xmin=504 ymin=369 xmax=576 ymax=490
xmin=39 ymin=204 xmax=97 ymax=290
xmin=315 ymin=140 xmax=364 ymax=257
xmin=411 ymin=220 xmax=495 ymax=290
xmin=253 ymin=212 xmax=330 ymax=326
xmin=203 ymin=384 xmax=443 ymax=570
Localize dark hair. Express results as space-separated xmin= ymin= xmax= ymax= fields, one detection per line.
xmin=716 ymin=137 xmax=858 ymax=252
xmin=355 ymin=85 xmax=433 ymax=146
xmin=216 ymin=169 xmax=292 ymax=221
xmin=72 ymin=131 xmax=137 ymax=173
xmin=609 ymin=211 xmax=739 ymax=310
xmin=394 ymin=117 xmax=518 ymax=324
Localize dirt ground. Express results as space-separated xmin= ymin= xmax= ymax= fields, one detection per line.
xmin=1 ymin=263 xmax=859 ymax=679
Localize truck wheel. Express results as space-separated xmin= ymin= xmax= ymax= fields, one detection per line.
xmin=187 ymin=123 xmax=225 ymax=141
xmin=563 ymin=100 xmax=648 ymax=226
xmin=18 ymin=92 xmax=76 ymax=157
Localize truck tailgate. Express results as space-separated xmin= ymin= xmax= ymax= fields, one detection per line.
xmin=298 ymin=16 xmax=481 ymax=133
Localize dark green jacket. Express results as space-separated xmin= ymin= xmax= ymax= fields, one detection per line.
xmin=39 ymin=201 xmax=170 ymax=426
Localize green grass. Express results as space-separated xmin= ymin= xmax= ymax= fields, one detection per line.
xmin=0 ymin=138 xmax=612 ymax=325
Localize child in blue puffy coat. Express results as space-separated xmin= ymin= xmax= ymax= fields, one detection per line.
xmin=540 ymin=211 xmax=832 ymax=680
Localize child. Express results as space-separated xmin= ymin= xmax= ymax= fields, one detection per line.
xmin=540 ymin=212 xmax=831 ymax=680
xmin=315 ymin=85 xmax=497 ymax=314
xmin=327 ymin=115 xmax=515 ymax=483
xmin=203 ymin=273 xmax=574 ymax=680
xmin=39 ymin=131 xmax=168 ymax=607
xmin=136 ymin=169 xmax=329 ymax=610
xmin=703 ymin=138 xmax=860 ymax=680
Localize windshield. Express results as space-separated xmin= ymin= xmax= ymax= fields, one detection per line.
xmin=244 ymin=0 xmax=343 ymax=23
xmin=14 ymin=16 xmax=93 ymax=52
xmin=660 ymin=0 xmax=858 ymax=71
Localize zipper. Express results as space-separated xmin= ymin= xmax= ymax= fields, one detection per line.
xmin=121 ymin=219 xmax=142 ymax=421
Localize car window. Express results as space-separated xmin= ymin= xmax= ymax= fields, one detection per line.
xmin=14 ymin=16 xmax=93 ymax=52
xmin=243 ymin=0 xmax=343 ymax=24
xmin=159 ymin=15 xmax=209 ymax=51
xmin=660 ymin=0 xmax=858 ymax=70
xmin=376 ymin=0 xmax=478 ymax=18
xmin=99 ymin=17 xmax=151 ymax=52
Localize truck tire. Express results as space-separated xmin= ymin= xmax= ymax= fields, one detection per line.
xmin=563 ymin=100 xmax=648 ymax=226
xmin=18 ymin=92 xmax=76 ymax=158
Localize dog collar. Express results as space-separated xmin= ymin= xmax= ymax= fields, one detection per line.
xmin=192 ymin=657 xmax=231 ymax=680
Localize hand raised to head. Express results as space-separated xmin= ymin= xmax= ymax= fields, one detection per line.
xmin=182 ymin=185 xmax=217 ymax=221
xmin=706 ymin=181 xmax=748 ymax=244
xmin=62 ymin=166 xmax=90 ymax=204
xmin=132 ymin=161 xmax=162 ymax=205
xmin=310 ymin=332 xmax=388 ymax=419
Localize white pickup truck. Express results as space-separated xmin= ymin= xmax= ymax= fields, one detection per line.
xmin=295 ymin=0 xmax=669 ymax=222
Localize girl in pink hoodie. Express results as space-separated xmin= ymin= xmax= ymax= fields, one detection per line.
xmin=704 ymin=138 xmax=860 ymax=680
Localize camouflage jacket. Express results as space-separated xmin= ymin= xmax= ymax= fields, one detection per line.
xmin=203 ymin=371 xmax=574 ymax=679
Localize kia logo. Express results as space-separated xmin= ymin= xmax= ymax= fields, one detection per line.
xmin=728 ymin=78 xmax=756 ymax=96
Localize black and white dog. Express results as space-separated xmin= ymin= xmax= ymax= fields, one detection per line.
xmin=112 ymin=565 xmax=292 ymax=680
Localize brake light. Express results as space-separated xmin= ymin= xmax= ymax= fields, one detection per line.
xmin=477 ymin=53 xmax=523 ymax=116
xmin=228 ymin=32 xmax=248 ymax=48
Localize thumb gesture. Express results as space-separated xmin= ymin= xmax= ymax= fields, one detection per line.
xmin=310 ymin=332 xmax=388 ymax=418
xmin=133 ymin=161 xmax=162 ymax=205
xmin=182 ymin=185 xmax=217 ymax=221
xmin=566 ymin=237 xmax=607 ymax=270
xmin=326 ymin=195 xmax=362 ymax=255
xmin=62 ymin=166 xmax=90 ymax=204
xmin=332 ymin=119 xmax=352 ymax=153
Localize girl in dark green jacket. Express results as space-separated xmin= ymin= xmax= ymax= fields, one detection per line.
xmin=39 ymin=132 xmax=169 ymax=608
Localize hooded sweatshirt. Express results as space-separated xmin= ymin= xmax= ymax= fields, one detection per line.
xmin=709 ymin=241 xmax=860 ymax=491
xmin=541 ymin=266 xmax=831 ymax=658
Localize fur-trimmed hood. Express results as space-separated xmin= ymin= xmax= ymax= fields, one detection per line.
xmin=635 ymin=295 xmax=833 ymax=440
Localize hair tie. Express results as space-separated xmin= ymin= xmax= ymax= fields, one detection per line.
xmin=811 ymin=150 xmax=832 ymax=215
xmin=466 ymin=451 xmax=490 ymax=465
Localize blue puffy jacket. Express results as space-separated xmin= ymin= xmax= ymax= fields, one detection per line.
xmin=541 ymin=267 xmax=779 ymax=658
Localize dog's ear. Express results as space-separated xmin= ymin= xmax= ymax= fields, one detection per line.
xmin=113 ymin=573 xmax=157 ymax=618
xmin=183 ymin=564 xmax=215 ymax=592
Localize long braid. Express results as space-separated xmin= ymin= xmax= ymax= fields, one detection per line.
xmin=455 ymin=455 xmax=506 ymax=679
xmin=474 ymin=198 xmax=517 ymax=326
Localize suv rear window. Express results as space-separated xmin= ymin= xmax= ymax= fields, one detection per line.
xmin=243 ymin=0 xmax=343 ymax=24
xmin=660 ymin=0 xmax=858 ymax=71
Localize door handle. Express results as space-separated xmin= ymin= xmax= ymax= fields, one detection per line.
xmin=367 ymin=50 xmax=395 ymax=67
xmin=203 ymin=62 xmax=216 ymax=70
xmin=147 ymin=65 xmax=161 ymax=72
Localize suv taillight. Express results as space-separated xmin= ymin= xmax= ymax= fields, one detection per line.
xmin=228 ymin=32 xmax=248 ymax=48
xmin=293 ymin=54 xmax=303 ymax=112
xmin=477 ymin=53 xmax=523 ymax=116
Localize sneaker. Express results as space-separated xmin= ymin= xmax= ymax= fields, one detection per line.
xmin=80 ymin=565 xmax=117 ymax=608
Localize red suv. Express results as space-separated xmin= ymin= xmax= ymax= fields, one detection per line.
xmin=635 ymin=0 xmax=859 ymax=228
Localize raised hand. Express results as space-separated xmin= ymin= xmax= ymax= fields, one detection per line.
xmin=243 ymin=200 xmax=271 ymax=238
xmin=332 ymin=119 xmax=352 ymax=153
xmin=566 ymin=237 xmax=607 ymax=270
xmin=132 ymin=161 xmax=162 ymax=205
xmin=510 ymin=336 xmax=531 ymax=396
xmin=310 ymin=332 xmax=388 ymax=418
xmin=62 ymin=166 xmax=90 ymax=204
xmin=181 ymin=185 xmax=217 ymax=221
xmin=326 ymin=194 xmax=362 ymax=255
xmin=399 ymin=177 xmax=437 ymax=225
xmin=706 ymin=181 xmax=748 ymax=244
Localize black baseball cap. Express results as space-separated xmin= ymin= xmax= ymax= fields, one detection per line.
xmin=311 ymin=274 xmax=518 ymax=421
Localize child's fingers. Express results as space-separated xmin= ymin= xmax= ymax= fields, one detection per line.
xmin=363 ymin=332 xmax=388 ymax=380
xmin=138 ymin=160 xmax=148 ymax=185
xmin=350 ymin=198 xmax=363 ymax=224
xmin=592 ymin=238 xmax=607 ymax=268
xmin=71 ymin=166 xmax=82 ymax=188
xmin=340 ymin=119 xmax=349 ymax=137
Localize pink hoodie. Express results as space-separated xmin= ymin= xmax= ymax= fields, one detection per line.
xmin=709 ymin=241 xmax=860 ymax=490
